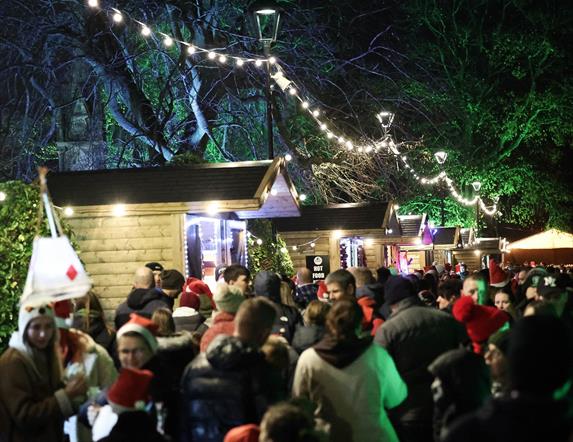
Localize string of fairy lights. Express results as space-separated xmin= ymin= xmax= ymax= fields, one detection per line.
xmin=82 ymin=0 xmax=498 ymax=217
xmin=247 ymin=231 xmax=320 ymax=252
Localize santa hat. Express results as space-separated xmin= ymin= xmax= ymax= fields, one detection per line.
xmin=107 ymin=367 xmax=154 ymax=412
xmin=224 ymin=424 xmax=260 ymax=442
xmin=180 ymin=277 xmax=215 ymax=310
xmin=453 ymin=296 xmax=509 ymax=345
xmin=54 ymin=300 xmax=73 ymax=329
xmin=489 ymin=258 xmax=509 ymax=288
xmin=117 ymin=313 xmax=159 ymax=353
xmin=316 ymin=280 xmax=329 ymax=301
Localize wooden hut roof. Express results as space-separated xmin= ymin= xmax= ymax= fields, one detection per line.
xmin=274 ymin=202 xmax=393 ymax=232
xmin=48 ymin=158 xmax=300 ymax=218
xmin=432 ymin=227 xmax=459 ymax=246
xmin=397 ymin=214 xmax=426 ymax=237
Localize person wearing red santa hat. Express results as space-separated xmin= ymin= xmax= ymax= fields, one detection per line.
xmin=453 ymin=296 xmax=510 ymax=354
xmin=180 ymin=277 xmax=216 ymax=320
xmin=80 ymin=314 xmax=177 ymax=440
xmin=92 ymin=367 xmax=164 ymax=442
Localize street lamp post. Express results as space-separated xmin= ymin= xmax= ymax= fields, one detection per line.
xmin=434 ymin=151 xmax=448 ymax=226
xmin=472 ymin=181 xmax=482 ymax=237
xmin=253 ymin=4 xmax=281 ymax=160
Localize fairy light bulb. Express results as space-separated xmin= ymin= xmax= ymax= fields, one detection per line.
xmin=346 ymin=141 xmax=353 ymax=149
xmin=218 ymin=55 xmax=227 ymax=63
xmin=87 ymin=0 xmax=98 ymax=7
xmin=280 ymin=247 xmax=287 ymax=253
xmin=320 ymin=124 xmax=327 ymax=131
xmin=141 ymin=26 xmax=151 ymax=36
xmin=288 ymin=88 xmax=297 ymax=95
xmin=236 ymin=59 xmax=244 ymax=66
xmin=292 ymin=245 xmax=298 ymax=251
xmin=113 ymin=12 xmax=123 ymax=23
xmin=301 ymin=101 xmax=309 ymax=109
xmin=299 ymin=194 xmax=307 ymax=201
xmin=310 ymin=242 xmax=316 ymax=248
xmin=312 ymin=110 xmax=319 ymax=117
xmin=326 ymin=132 xmax=334 ymax=139
xmin=207 ymin=52 xmax=216 ymax=59
xmin=187 ymin=45 xmax=196 ymax=55
xmin=268 ymin=56 xmax=277 ymax=64
xmin=256 ymin=238 xmax=263 ymax=245
xmin=255 ymin=59 xmax=263 ymax=67
xmin=163 ymin=36 xmax=173 ymax=47
xmin=64 ymin=206 xmax=74 ymax=217
xmin=285 ymin=154 xmax=292 ymax=161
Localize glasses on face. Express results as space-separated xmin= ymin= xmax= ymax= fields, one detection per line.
xmin=119 ymin=347 xmax=147 ymax=356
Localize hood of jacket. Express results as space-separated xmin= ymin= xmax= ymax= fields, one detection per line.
xmin=205 ymin=335 xmax=264 ymax=371
xmin=156 ymin=331 xmax=195 ymax=353
xmin=314 ymin=334 xmax=373 ymax=369
xmin=126 ymin=288 xmax=167 ymax=310
xmin=356 ymin=283 xmax=383 ymax=301
xmin=253 ymin=270 xmax=282 ymax=303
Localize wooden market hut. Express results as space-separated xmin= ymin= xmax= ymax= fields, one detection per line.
xmin=275 ymin=203 xmax=403 ymax=277
xmin=400 ymin=226 xmax=462 ymax=271
xmin=48 ymin=158 xmax=300 ymax=316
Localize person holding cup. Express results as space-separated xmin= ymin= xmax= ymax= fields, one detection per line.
xmin=0 ymin=302 xmax=88 ymax=442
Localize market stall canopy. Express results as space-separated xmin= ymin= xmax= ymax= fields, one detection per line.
xmin=274 ymin=202 xmax=397 ymax=232
xmin=508 ymin=229 xmax=573 ymax=250
xmin=48 ymin=158 xmax=300 ymax=219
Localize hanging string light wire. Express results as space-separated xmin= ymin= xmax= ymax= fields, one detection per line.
xmin=86 ymin=2 xmax=499 ymax=217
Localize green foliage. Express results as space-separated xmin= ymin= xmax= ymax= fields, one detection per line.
xmin=0 ymin=181 xmax=77 ymax=352
xmin=168 ymin=152 xmax=207 ymax=166
xmin=399 ymin=195 xmax=475 ymax=228
xmin=247 ymin=220 xmax=294 ymax=276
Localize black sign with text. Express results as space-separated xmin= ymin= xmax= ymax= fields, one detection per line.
xmin=306 ymin=255 xmax=330 ymax=282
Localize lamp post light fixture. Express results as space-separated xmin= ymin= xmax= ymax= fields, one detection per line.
xmin=471 ymin=181 xmax=482 ymax=237
xmin=253 ymin=2 xmax=281 ymax=160
xmin=434 ymin=151 xmax=448 ymax=165
xmin=376 ymin=110 xmax=395 ymax=131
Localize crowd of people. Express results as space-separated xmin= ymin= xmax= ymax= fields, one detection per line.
xmin=1 ymin=258 xmax=572 ymax=442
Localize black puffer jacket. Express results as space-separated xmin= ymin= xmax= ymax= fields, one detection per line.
xmin=291 ymin=324 xmax=325 ymax=354
xmin=114 ymin=288 xmax=173 ymax=330
xmin=375 ymin=297 xmax=468 ymax=438
xmin=180 ymin=335 xmax=279 ymax=442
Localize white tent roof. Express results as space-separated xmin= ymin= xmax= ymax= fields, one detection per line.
xmin=508 ymin=229 xmax=573 ymax=250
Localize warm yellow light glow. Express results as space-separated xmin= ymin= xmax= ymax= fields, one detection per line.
xmin=113 ymin=12 xmax=123 ymax=23
xmin=207 ymin=202 xmax=219 ymax=216
xmin=333 ymin=230 xmax=342 ymax=239
xmin=112 ymin=204 xmax=126 ymax=217
xmin=64 ymin=207 xmax=74 ymax=217
xmin=0 ymin=191 xmax=6 ymax=202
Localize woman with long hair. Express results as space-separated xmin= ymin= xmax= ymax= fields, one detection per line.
xmin=0 ymin=303 xmax=87 ymax=442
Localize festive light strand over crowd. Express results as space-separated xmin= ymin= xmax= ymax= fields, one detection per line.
xmin=85 ymin=1 xmax=499 ymax=217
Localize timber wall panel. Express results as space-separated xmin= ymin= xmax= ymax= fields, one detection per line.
xmin=69 ymin=214 xmax=180 ymax=321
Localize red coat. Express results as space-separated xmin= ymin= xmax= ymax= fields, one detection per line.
xmin=200 ymin=312 xmax=236 ymax=352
